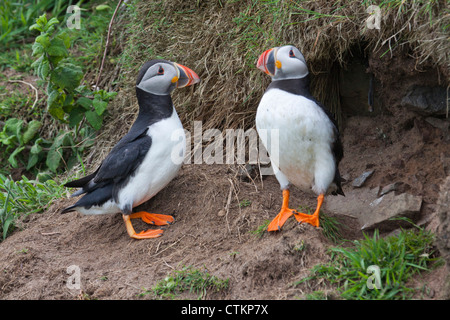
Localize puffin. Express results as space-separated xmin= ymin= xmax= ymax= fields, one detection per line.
xmin=61 ymin=59 xmax=200 ymax=239
xmin=255 ymin=45 xmax=344 ymax=231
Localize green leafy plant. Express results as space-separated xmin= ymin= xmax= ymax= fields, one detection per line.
xmin=4 ymin=13 xmax=117 ymax=174
xmin=0 ymin=117 xmax=94 ymax=174
xmin=142 ymin=265 xmax=229 ymax=300
xmin=0 ymin=118 xmax=42 ymax=169
xmin=29 ymin=14 xmax=117 ymax=130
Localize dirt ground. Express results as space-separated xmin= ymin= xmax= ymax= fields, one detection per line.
xmin=0 ymin=103 xmax=448 ymax=299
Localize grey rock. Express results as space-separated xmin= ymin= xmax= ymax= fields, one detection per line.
xmin=324 ymin=187 xmax=379 ymax=222
xmin=426 ymin=117 xmax=450 ymax=142
xmin=237 ymin=164 xmax=256 ymax=182
xmin=325 ymin=188 xmax=422 ymax=231
xmin=401 ymin=85 xmax=447 ymax=115
xmin=361 ymin=193 xmax=422 ymax=231
xmin=425 ymin=117 xmax=450 ymax=131
xmin=352 ymin=170 xmax=374 ymax=188
xmin=378 ymin=182 xmax=399 ymax=196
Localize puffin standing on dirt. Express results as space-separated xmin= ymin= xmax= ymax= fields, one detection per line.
xmin=62 ymin=59 xmax=200 ymax=239
xmin=255 ymin=45 xmax=344 ymax=231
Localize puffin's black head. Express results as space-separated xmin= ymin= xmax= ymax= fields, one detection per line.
xmin=136 ymin=59 xmax=200 ymax=95
xmin=256 ymin=45 xmax=308 ymax=81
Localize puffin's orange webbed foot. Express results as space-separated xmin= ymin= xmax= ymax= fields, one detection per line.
xmin=268 ymin=190 xmax=323 ymax=231
xmin=267 ymin=207 xmax=298 ymax=231
xmin=130 ymin=211 xmax=174 ymax=226
xmin=123 ymin=212 xmax=174 ymax=240
xmin=268 ymin=189 xmax=301 ymax=232
xmin=293 ymin=194 xmax=324 ymax=228
xmin=293 ymin=211 xmax=320 ymax=227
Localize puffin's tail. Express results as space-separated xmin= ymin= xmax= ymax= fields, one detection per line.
xmin=332 ymin=168 xmax=345 ymax=196
xmin=61 ymin=205 xmax=76 ymax=214
xmin=64 ymin=171 xmax=97 ymax=188
xmin=333 ymin=186 xmax=345 ymax=197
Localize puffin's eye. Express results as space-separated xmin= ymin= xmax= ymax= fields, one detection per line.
xmin=289 ymin=49 xmax=295 ymax=58
xmin=157 ymin=66 xmax=164 ymax=75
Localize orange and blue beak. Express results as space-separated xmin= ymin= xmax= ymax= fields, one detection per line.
xmin=173 ymin=63 xmax=200 ymax=88
xmin=256 ymin=47 xmax=279 ymax=76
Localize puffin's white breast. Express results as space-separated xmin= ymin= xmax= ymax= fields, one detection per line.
xmin=256 ymin=88 xmax=336 ymax=194
xmin=117 ymin=108 xmax=186 ymax=209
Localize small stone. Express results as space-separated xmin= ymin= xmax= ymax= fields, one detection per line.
xmin=361 ymin=193 xmax=422 ymax=231
xmin=352 ymin=170 xmax=374 ymax=188
xmin=425 ymin=117 xmax=450 ymax=132
xmin=238 ymin=164 xmax=256 ymax=182
xmin=401 ymin=85 xmax=447 ymax=116
xmin=379 ymin=182 xmax=399 ymax=196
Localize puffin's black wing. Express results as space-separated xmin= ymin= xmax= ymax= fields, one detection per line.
xmin=94 ymin=131 xmax=152 ymax=186
xmin=330 ymin=126 xmax=345 ymax=196
xmin=62 ymin=130 xmax=152 ymax=212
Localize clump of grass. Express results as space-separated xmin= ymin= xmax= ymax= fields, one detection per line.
xmin=296 ymin=224 xmax=441 ymax=300
xmin=319 ymin=212 xmax=345 ymax=244
xmin=249 ymin=219 xmax=270 ymax=238
xmin=142 ymin=265 xmax=229 ymax=300
xmin=305 ymin=290 xmax=331 ymax=300
xmin=0 ymin=174 xmax=67 ymax=240
xmin=0 ymin=0 xmax=70 ymax=49
xmin=239 ymin=199 xmax=251 ymax=207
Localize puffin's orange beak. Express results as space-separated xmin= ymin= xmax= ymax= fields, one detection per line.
xmin=256 ymin=48 xmax=277 ymax=76
xmin=173 ymin=63 xmax=200 ymax=88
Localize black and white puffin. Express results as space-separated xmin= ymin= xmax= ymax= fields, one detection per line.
xmin=62 ymin=59 xmax=200 ymax=239
xmin=255 ymin=45 xmax=344 ymax=231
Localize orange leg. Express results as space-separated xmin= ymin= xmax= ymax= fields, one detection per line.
xmin=122 ymin=212 xmax=174 ymax=240
xmin=293 ymin=194 xmax=324 ymax=228
xmin=268 ymin=189 xmax=300 ymax=231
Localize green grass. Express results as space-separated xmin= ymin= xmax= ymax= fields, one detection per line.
xmin=305 ymin=290 xmax=330 ymax=300
xmin=0 ymin=174 xmax=67 ymax=240
xmin=230 ymin=0 xmax=290 ymax=68
xmin=250 ymin=219 xmax=270 ymax=238
xmin=141 ymin=265 xmax=229 ymax=300
xmin=68 ymin=2 xmax=118 ymax=74
xmin=0 ymin=0 xmax=71 ymax=48
xmin=295 ymin=224 xmax=441 ymax=300
xmin=239 ymin=199 xmax=251 ymax=207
